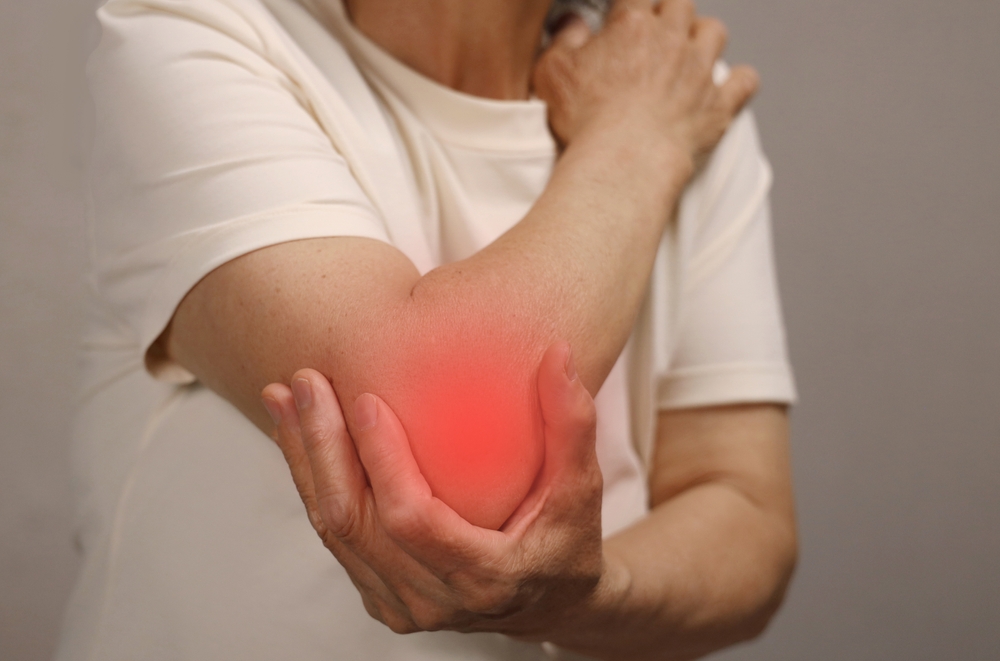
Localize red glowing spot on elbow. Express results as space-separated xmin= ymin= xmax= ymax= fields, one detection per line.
xmin=397 ymin=348 xmax=544 ymax=530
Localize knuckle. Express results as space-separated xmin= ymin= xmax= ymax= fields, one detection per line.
xmin=614 ymin=6 xmax=649 ymax=34
xmin=409 ymin=604 xmax=454 ymax=632
xmin=361 ymin=595 xmax=384 ymax=623
xmin=324 ymin=497 xmax=363 ymax=541
xmin=369 ymin=595 xmax=421 ymax=635
xmin=703 ymin=16 xmax=728 ymax=44
xmin=716 ymin=21 xmax=730 ymax=46
xmin=382 ymin=504 xmax=426 ymax=541
xmin=462 ymin=586 xmax=517 ymax=617
xmin=384 ymin=612 xmax=420 ymax=635
xmin=307 ymin=507 xmax=328 ymax=537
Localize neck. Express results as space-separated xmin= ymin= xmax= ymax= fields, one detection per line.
xmin=343 ymin=0 xmax=551 ymax=100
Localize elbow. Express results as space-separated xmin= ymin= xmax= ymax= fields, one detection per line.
xmin=367 ymin=320 xmax=547 ymax=530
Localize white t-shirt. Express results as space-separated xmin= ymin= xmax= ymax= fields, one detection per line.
xmin=57 ymin=0 xmax=796 ymax=659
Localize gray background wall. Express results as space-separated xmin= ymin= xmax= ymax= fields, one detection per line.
xmin=1 ymin=0 xmax=997 ymax=659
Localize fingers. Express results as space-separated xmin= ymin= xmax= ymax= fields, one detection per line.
xmin=520 ymin=344 xmax=604 ymax=592
xmin=692 ymin=16 xmax=729 ymax=65
xmin=609 ymin=0 xmax=654 ymax=19
xmin=293 ymin=370 xmax=372 ymax=541
xmin=656 ymin=0 xmax=695 ymax=33
xmin=344 ymin=550 xmax=423 ymax=634
xmin=352 ymin=393 xmax=481 ymax=538
xmin=352 ymin=392 xmax=432 ymax=511
xmin=533 ymin=13 xmax=590 ymax=143
xmin=265 ymin=376 xmax=431 ymax=629
xmin=549 ymin=13 xmax=591 ymax=52
xmin=718 ymin=64 xmax=760 ymax=116
xmin=266 ymin=377 xmax=473 ymax=630
xmin=262 ymin=382 xmax=322 ymax=531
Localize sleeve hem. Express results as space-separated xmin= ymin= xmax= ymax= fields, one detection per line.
xmin=139 ymin=204 xmax=390 ymax=384
xmin=657 ymin=362 xmax=798 ymax=410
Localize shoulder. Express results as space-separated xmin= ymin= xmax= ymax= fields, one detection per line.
xmin=96 ymin=0 xmax=278 ymax=40
xmin=89 ymin=0 xmax=378 ymax=146
xmin=91 ymin=0 xmax=357 ymax=90
xmin=674 ymin=62 xmax=773 ymax=268
xmin=89 ymin=0 xmax=294 ymax=115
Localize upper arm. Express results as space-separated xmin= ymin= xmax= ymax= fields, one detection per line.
xmin=164 ymin=236 xmax=420 ymax=432
xmin=166 ymin=235 xmax=545 ymax=530
xmin=89 ymin=0 xmax=392 ymax=381
xmin=657 ymin=111 xmax=796 ymax=411
xmin=649 ymin=110 xmax=796 ymax=519
xmin=89 ymin=1 xmax=543 ymax=528
xmin=648 ymin=112 xmax=797 ymax=519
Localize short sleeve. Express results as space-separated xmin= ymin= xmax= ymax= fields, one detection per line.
xmin=657 ymin=110 xmax=797 ymax=409
xmin=87 ymin=0 xmax=390 ymax=382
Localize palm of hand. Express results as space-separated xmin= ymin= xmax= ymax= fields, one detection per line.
xmin=262 ymin=341 xmax=606 ymax=636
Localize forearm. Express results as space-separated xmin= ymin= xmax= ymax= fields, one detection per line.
xmin=171 ymin=125 xmax=685 ymax=421
xmin=360 ymin=124 xmax=689 ymax=430
xmin=423 ymin=125 xmax=689 ymax=393
xmin=168 ymin=0 xmax=747 ymax=526
xmin=536 ymin=405 xmax=797 ymax=660
xmin=543 ymin=484 xmax=796 ymax=661
xmin=168 ymin=127 xmax=687 ymax=526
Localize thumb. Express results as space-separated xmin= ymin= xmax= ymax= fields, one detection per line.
xmin=548 ymin=13 xmax=592 ymax=51
xmin=537 ymin=341 xmax=598 ymax=482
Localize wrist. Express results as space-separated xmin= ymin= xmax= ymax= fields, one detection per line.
xmin=541 ymin=547 xmax=634 ymax=652
xmin=565 ymin=120 xmax=694 ymax=214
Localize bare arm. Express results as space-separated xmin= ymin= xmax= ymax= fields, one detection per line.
xmin=165 ymin=2 xmax=757 ymax=528
xmin=168 ymin=129 xmax=678 ymax=529
xmin=260 ymin=358 xmax=796 ymax=659
xmin=168 ymin=120 xmax=682 ymax=433
xmin=545 ymin=404 xmax=797 ymax=660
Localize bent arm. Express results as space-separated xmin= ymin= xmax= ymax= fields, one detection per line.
xmin=163 ymin=1 xmax=758 ymax=528
xmin=166 ymin=127 xmax=686 ymax=527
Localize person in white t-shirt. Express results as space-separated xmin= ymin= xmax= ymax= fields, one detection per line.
xmin=58 ymin=0 xmax=798 ymax=659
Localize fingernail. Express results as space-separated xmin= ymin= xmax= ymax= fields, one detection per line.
xmin=355 ymin=393 xmax=378 ymax=431
xmin=262 ymin=397 xmax=282 ymax=425
xmin=292 ymin=378 xmax=313 ymax=410
xmin=565 ymin=348 xmax=578 ymax=382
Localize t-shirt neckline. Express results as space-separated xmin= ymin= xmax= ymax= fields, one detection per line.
xmin=299 ymin=0 xmax=555 ymax=153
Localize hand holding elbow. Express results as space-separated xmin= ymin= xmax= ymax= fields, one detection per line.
xmin=382 ymin=342 xmax=545 ymax=530
xmin=262 ymin=342 xmax=606 ymax=638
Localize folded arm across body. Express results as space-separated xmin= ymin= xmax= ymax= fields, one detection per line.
xmin=163 ymin=0 xmax=756 ymax=529
xmin=161 ymin=2 xmax=797 ymax=657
